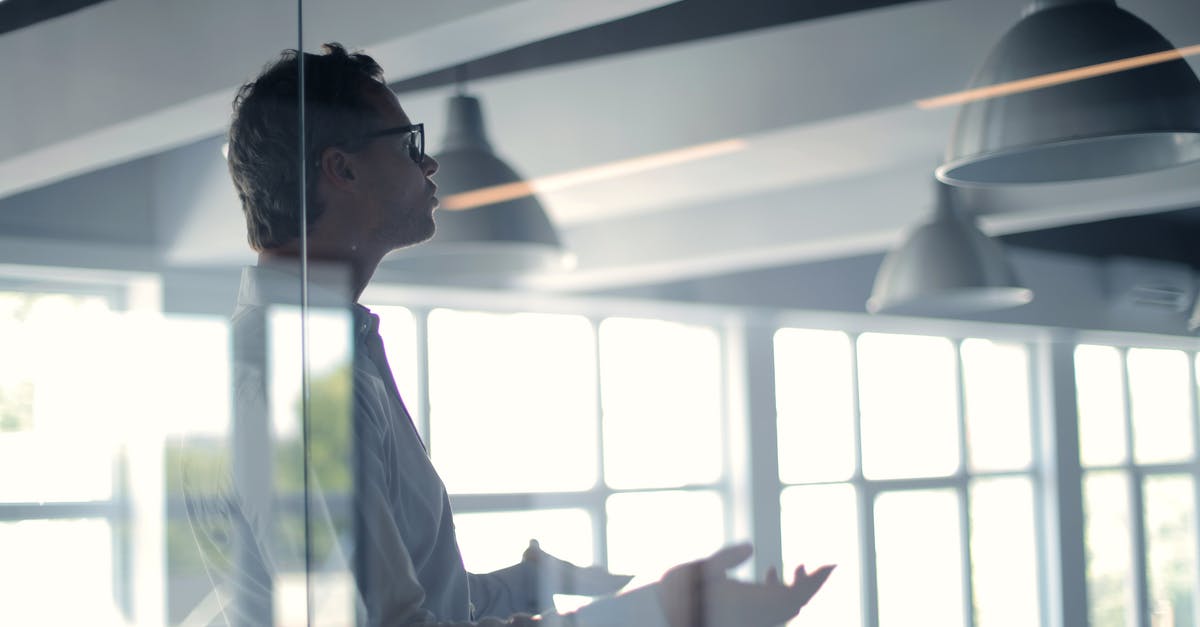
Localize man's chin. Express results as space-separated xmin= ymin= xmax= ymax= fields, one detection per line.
xmin=400 ymin=221 xmax=437 ymax=249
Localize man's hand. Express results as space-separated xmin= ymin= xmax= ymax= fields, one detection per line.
xmin=523 ymin=539 xmax=634 ymax=611
xmin=655 ymin=544 xmax=834 ymax=627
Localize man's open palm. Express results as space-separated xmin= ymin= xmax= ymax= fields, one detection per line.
xmin=656 ymin=544 xmax=835 ymax=627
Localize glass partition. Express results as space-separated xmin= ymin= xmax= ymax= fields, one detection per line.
xmin=6 ymin=1 xmax=1200 ymax=626
xmin=0 ymin=1 xmax=306 ymax=625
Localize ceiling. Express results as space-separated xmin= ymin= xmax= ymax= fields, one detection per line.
xmin=2 ymin=0 xmax=1200 ymax=319
xmin=0 ymin=0 xmax=109 ymax=36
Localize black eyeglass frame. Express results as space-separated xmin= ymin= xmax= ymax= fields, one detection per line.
xmin=316 ymin=122 xmax=425 ymax=168
xmin=360 ymin=122 xmax=425 ymax=164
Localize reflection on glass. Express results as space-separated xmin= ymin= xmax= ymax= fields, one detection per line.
xmin=428 ymin=309 xmax=597 ymax=494
xmin=874 ymin=489 xmax=963 ymax=627
xmin=159 ymin=315 xmax=235 ymax=623
xmin=858 ymin=334 xmax=959 ymax=479
xmin=274 ymin=571 xmax=356 ymax=627
xmin=183 ymin=283 xmax=357 ymax=627
xmin=1128 ymin=349 xmax=1193 ymax=464
xmin=1076 ymin=345 xmax=1129 ymax=467
xmin=774 ymin=329 xmax=856 ymax=482
xmin=780 ymin=484 xmax=860 ymax=627
xmin=600 ymin=318 xmax=723 ymax=489
xmin=269 ymin=307 xmax=354 ymax=441
xmin=961 ymin=339 xmax=1033 ymax=472
xmin=606 ymin=490 xmax=725 ymax=584
xmin=454 ymin=508 xmax=595 ymax=572
xmin=1084 ymin=471 xmax=1135 ymax=627
xmin=1144 ymin=475 xmax=1197 ymax=627
xmin=0 ymin=519 xmax=118 ymax=625
xmin=370 ymin=305 xmax=421 ymax=437
xmin=970 ymin=478 xmax=1041 ymax=627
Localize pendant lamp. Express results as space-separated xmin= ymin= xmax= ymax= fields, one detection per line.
xmin=867 ymin=182 xmax=1033 ymax=315
xmin=385 ymin=91 xmax=569 ymax=277
xmin=937 ymin=0 xmax=1200 ymax=185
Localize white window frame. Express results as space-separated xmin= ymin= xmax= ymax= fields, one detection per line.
xmin=381 ymin=299 xmax=743 ymax=573
xmin=1075 ymin=341 xmax=1200 ymax=627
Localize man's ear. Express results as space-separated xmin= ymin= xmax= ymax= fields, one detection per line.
xmin=318 ymin=147 xmax=357 ymax=189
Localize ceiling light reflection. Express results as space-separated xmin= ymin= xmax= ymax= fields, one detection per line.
xmin=442 ymin=138 xmax=748 ymax=211
xmin=917 ymin=43 xmax=1200 ymax=110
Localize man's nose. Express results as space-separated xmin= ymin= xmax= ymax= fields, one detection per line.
xmin=423 ymin=154 xmax=439 ymax=177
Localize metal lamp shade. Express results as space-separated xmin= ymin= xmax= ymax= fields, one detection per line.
xmin=385 ymin=95 xmax=568 ymax=277
xmin=868 ymin=190 xmax=1032 ymax=315
xmin=937 ymin=0 xmax=1200 ymax=185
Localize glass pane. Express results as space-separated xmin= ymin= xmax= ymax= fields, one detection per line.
xmin=371 ymin=305 xmax=422 ymax=438
xmin=1144 ymin=475 xmax=1197 ymax=627
xmin=970 ymin=477 xmax=1041 ymax=627
xmin=1076 ymin=345 xmax=1129 ymax=467
xmin=159 ymin=316 xmax=235 ymax=623
xmin=223 ymin=277 xmax=356 ymax=627
xmin=428 ymin=309 xmax=597 ymax=493
xmin=1128 ymin=349 xmax=1193 ymax=464
xmin=774 ymin=329 xmax=856 ymax=483
xmin=961 ymin=339 xmax=1033 ymax=472
xmin=1084 ymin=471 xmax=1135 ymax=627
xmin=6 ymin=1 xmax=307 ymax=624
xmin=0 ymin=292 xmax=118 ymax=502
xmin=858 ymin=334 xmax=959 ymax=479
xmin=161 ymin=316 xmax=233 ymax=441
xmin=874 ymin=489 xmax=963 ymax=627
xmin=600 ymin=318 xmax=723 ymax=489
xmin=0 ymin=519 xmax=117 ymax=625
xmin=454 ymin=508 xmax=595 ymax=573
xmin=606 ymin=490 xmax=725 ymax=585
xmin=780 ymin=484 xmax=860 ymax=627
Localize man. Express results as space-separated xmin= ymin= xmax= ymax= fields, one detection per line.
xmin=216 ymin=43 xmax=832 ymax=627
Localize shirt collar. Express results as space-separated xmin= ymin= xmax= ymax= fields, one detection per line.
xmin=236 ymin=261 xmax=353 ymax=308
xmin=236 ymin=261 xmax=377 ymax=345
xmin=352 ymin=304 xmax=380 ymax=344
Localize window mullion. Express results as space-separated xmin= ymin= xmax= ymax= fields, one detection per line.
xmin=1028 ymin=339 xmax=1051 ymax=627
xmin=953 ymin=339 xmax=976 ymax=627
xmin=1189 ymin=351 xmax=1200 ymax=627
xmin=738 ymin=320 xmax=783 ymax=578
xmin=1036 ymin=340 xmax=1088 ymax=627
xmin=591 ymin=316 xmax=610 ymax=568
xmin=849 ymin=332 xmax=878 ymax=627
xmin=413 ymin=307 xmax=432 ymax=453
xmin=1120 ymin=348 xmax=1151 ymax=627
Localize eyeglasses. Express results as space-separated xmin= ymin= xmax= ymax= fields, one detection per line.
xmin=360 ymin=122 xmax=425 ymax=164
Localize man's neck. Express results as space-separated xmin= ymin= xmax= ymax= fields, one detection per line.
xmin=257 ymin=245 xmax=381 ymax=302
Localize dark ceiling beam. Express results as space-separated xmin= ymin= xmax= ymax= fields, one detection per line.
xmin=390 ymin=0 xmax=929 ymax=94
xmin=1001 ymin=208 xmax=1200 ymax=269
xmin=0 ymin=0 xmax=111 ymax=36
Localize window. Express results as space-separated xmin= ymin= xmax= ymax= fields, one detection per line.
xmin=775 ymin=329 xmax=1041 ymax=627
xmin=427 ymin=308 xmax=597 ymax=494
xmin=599 ymin=317 xmax=727 ymax=581
xmin=15 ymin=275 xmax=1200 ymax=627
xmin=160 ymin=314 xmax=233 ymax=624
xmin=399 ymin=306 xmax=735 ymax=600
xmin=1076 ymin=345 xmax=1199 ymax=627
xmin=0 ymin=290 xmax=131 ymax=625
